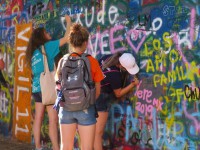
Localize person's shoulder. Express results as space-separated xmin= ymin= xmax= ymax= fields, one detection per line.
xmin=57 ymin=54 xmax=69 ymax=67
xmin=63 ymin=53 xmax=70 ymax=58
xmin=60 ymin=54 xmax=70 ymax=61
xmin=45 ymin=40 xmax=59 ymax=46
xmin=87 ymin=54 xmax=95 ymax=59
xmin=87 ymin=55 xmax=98 ymax=63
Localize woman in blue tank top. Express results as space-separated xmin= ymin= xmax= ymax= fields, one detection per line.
xmin=25 ymin=15 xmax=71 ymax=150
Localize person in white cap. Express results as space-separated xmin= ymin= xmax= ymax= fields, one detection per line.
xmin=94 ymin=52 xmax=139 ymax=150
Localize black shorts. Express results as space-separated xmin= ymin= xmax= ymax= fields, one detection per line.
xmin=95 ymin=93 xmax=115 ymax=112
xmin=32 ymin=92 xmax=42 ymax=103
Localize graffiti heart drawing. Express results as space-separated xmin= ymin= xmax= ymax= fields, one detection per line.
xmin=126 ymin=29 xmax=147 ymax=53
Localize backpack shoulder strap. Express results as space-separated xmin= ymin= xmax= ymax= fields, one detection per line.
xmin=56 ymin=54 xmax=70 ymax=82
xmin=63 ymin=53 xmax=70 ymax=60
xmin=61 ymin=53 xmax=70 ymax=68
xmin=81 ymin=53 xmax=92 ymax=81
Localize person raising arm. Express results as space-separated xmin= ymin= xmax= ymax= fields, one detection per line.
xmin=25 ymin=15 xmax=71 ymax=150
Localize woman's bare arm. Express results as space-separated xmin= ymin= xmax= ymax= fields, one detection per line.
xmin=59 ymin=15 xmax=71 ymax=47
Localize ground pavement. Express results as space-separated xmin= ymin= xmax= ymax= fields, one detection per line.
xmin=0 ymin=134 xmax=34 ymax=150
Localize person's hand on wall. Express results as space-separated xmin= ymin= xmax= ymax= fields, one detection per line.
xmin=65 ymin=15 xmax=71 ymax=24
xmin=64 ymin=14 xmax=71 ymax=38
xmin=124 ymin=78 xmax=140 ymax=101
xmin=131 ymin=77 xmax=139 ymax=86
xmin=116 ymin=75 xmax=140 ymax=102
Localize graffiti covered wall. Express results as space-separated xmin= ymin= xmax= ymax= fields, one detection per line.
xmin=0 ymin=0 xmax=200 ymax=149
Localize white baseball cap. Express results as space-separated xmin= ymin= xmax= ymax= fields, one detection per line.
xmin=119 ymin=53 xmax=139 ymax=75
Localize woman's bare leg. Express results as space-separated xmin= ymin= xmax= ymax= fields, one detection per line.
xmin=33 ymin=102 xmax=45 ymax=149
xmin=78 ymin=124 xmax=96 ymax=150
xmin=46 ymin=105 xmax=59 ymax=150
xmin=94 ymin=111 xmax=109 ymax=150
xmin=60 ymin=123 xmax=77 ymax=150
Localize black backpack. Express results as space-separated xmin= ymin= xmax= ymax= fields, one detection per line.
xmin=59 ymin=53 xmax=96 ymax=111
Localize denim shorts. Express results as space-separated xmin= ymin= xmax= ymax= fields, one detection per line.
xmin=32 ymin=92 xmax=42 ymax=103
xmin=58 ymin=105 xmax=96 ymax=125
xmin=95 ymin=93 xmax=115 ymax=112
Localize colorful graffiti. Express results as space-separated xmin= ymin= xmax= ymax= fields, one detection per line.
xmin=0 ymin=0 xmax=200 ymax=149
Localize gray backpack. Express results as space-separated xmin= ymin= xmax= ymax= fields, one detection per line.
xmin=60 ymin=53 xmax=96 ymax=111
